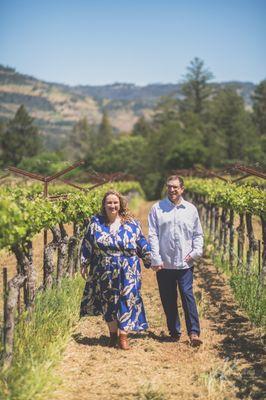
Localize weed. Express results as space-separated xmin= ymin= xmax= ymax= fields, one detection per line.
xmin=198 ymin=360 xmax=233 ymax=398
xmin=136 ymin=384 xmax=167 ymax=400
xmin=195 ymin=289 xmax=209 ymax=318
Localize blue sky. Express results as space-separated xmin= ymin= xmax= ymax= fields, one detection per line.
xmin=0 ymin=0 xmax=265 ymax=85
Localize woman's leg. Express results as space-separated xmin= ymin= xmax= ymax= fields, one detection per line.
xmin=107 ymin=320 xmax=118 ymax=347
xmin=118 ymin=329 xmax=130 ymax=350
xmin=107 ymin=320 xmax=118 ymax=333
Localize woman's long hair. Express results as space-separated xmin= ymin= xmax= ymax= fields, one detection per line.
xmin=100 ymin=190 xmax=134 ymax=224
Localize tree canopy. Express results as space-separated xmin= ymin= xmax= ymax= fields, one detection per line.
xmin=180 ymin=57 xmax=214 ymax=114
xmin=0 ymin=105 xmax=42 ymax=166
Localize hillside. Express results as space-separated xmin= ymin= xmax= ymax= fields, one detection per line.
xmin=0 ymin=65 xmax=256 ymax=150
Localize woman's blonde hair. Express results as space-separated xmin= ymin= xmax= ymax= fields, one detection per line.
xmin=101 ymin=190 xmax=134 ymax=224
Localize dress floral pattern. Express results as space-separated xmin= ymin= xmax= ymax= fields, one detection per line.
xmin=80 ymin=215 xmax=151 ymax=331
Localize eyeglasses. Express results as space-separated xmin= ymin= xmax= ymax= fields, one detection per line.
xmin=166 ymin=184 xmax=183 ymax=190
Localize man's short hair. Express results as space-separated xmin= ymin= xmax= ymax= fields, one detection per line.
xmin=166 ymin=175 xmax=184 ymax=188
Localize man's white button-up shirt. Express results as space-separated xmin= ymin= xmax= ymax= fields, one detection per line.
xmin=148 ymin=197 xmax=204 ymax=269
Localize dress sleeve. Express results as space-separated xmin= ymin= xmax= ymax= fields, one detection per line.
xmin=80 ymin=219 xmax=94 ymax=268
xmin=136 ymin=222 xmax=151 ymax=269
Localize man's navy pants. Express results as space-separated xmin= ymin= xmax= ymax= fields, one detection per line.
xmin=156 ymin=267 xmax=200 ymax=336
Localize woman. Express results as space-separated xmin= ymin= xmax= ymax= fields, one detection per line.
xmin=80 ymin=190 xmax=151 ymax=350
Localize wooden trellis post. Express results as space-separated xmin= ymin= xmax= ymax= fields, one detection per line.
xmin=237 ymin=213 xmax=245 ymax=269
xmin=2 ymin=274 xmax=26 ymax=368
xmin=2 ymin=268 xmax=8 ymax=346
xmin=246 ymin=213 xmax=258 ymax=273
xmin=229 ymin=209 xmax=235 ymax=268
xmin=260 ymin=215 xmax=266 ymax=286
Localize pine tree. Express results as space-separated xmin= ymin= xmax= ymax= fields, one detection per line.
xmin=252 ymin=80 xmax=266 ymax=136
xmin=0 ymin=105 xmax=42 ymax=166
xmin=66 ymin=117 xmax=96 ymax=160
xmin=152 ymin=96 xmax=179 ymax=128
xmin=210 ymin=88 xmax=255 ymax=162
xmin=181 ymin=57 xmax=214 ymax=114
xmin=97 ymin=111 xmax=113 ymax=149
xmin=132 ymin=116 xmax=151 ymax=138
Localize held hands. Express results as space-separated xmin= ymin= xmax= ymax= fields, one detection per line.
xmin=184 ymin=254 xmax=193 ymax=263
xmin=80 ymin=265 xmax=89 ymax=280
xmin=151 ymin=264 xmax=164 ymax=272
xmin=151 ymin=256 xmax=193 ymax=272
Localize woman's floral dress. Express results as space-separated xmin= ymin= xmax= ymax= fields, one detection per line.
xmin=80 ymin=215 xmax=151 ymax=331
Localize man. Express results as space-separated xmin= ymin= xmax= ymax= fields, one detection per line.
xmin=148 ymin=175 xmax=203 ymax=346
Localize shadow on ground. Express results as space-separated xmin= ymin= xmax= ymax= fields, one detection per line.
xmin=72 ymin=333 xmax=110 ymax=347
xmin=73 ymin=330 xmax=194 ymax=346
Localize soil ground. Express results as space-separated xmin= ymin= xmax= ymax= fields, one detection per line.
xmin=49 ymin=201 xmax=266 ymax=400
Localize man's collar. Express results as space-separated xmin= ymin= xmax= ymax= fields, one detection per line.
xmin=166 ymin=196 xmax=186 ymax=208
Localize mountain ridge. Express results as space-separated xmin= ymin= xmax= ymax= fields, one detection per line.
xmin=0 ymin=64 xmax=256 ymax=150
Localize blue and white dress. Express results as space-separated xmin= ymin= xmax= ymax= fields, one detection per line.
xmin=80 ymin=215 xmax=151 ymax=331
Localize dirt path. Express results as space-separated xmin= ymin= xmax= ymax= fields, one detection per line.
xmin=49 ymin=202 xmax=265 ymax=400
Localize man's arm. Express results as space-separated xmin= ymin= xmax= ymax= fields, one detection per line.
xmin=148 ymin=206 xmax=164 ymax=270
xmin=188 ymin=209 xmax=204 ymax=261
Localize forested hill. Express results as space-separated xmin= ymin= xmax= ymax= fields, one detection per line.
xmin=73 ymin=81 xmax=255 ymax=105
xmin=0 ymin=64 xmax=256 ymax=148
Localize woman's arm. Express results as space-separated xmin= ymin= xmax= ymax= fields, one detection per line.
xmin=136 ymin=223 xmax=151 ymax=269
